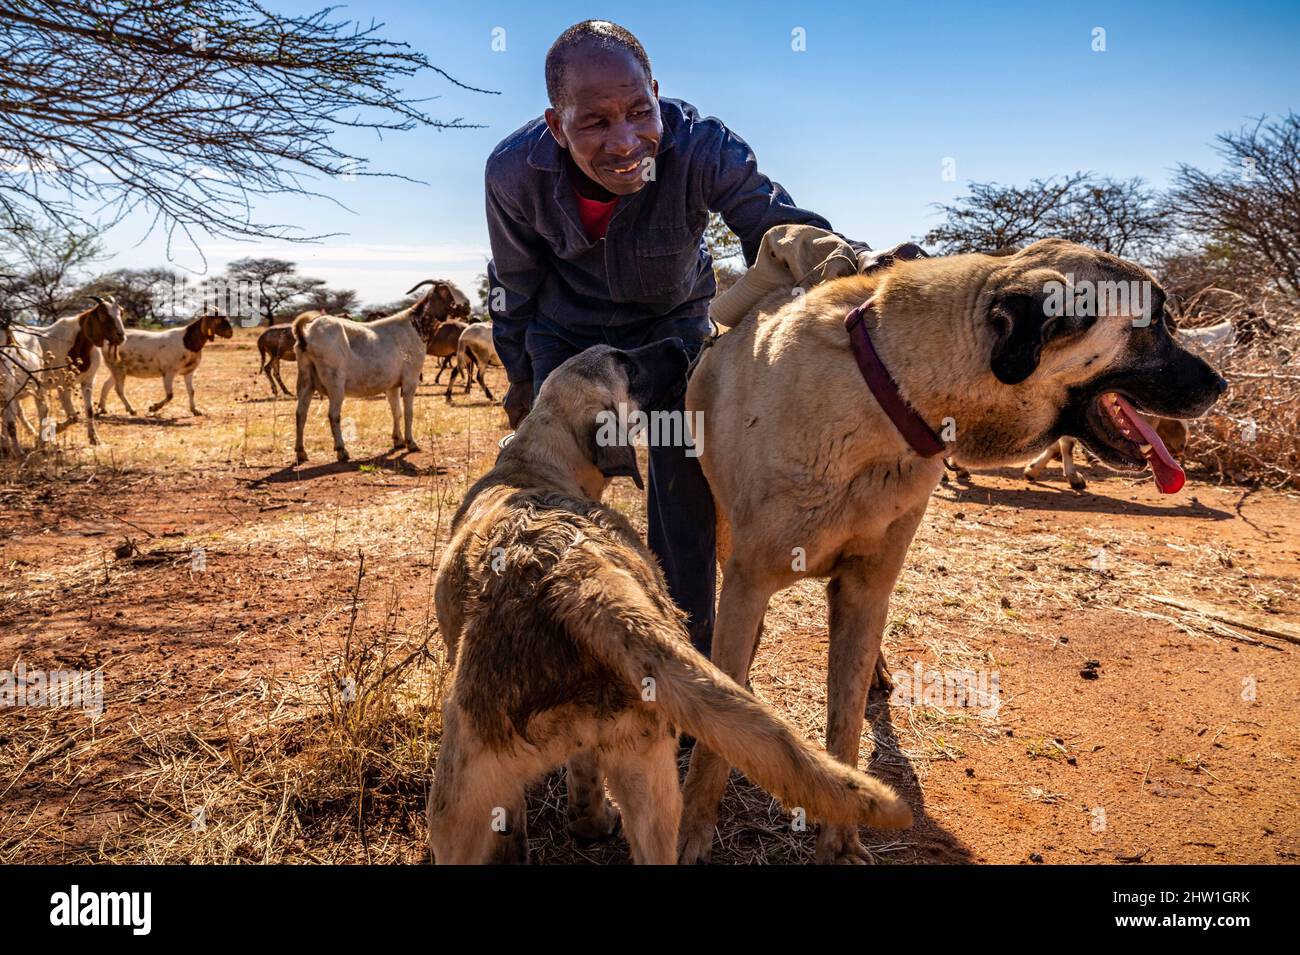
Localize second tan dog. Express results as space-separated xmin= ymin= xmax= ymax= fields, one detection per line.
xmin=679 ymin=235 xmax=1226 ymax=864
xmin=1023 ymin=416 xmax=1190 ymax=491
xmin=428 ymin=339 xmax=911 ymax=864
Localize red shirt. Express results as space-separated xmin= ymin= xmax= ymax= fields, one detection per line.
xmin=574 ymin=190 xmax=618 ymax=240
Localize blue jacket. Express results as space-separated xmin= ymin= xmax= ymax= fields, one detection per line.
xmin=485 ymin=97 xmax=862 ymax=383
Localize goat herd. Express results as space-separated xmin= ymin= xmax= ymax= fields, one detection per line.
xmin=0 ymin=278 xmax=1260 ymax=484
xmin=0 ymin=280 xmax=500 ymax=462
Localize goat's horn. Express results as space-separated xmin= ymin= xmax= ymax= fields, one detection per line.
xmin=405 ymin=280 xmax=438 ymax=295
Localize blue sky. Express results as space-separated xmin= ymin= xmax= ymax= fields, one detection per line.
xmin=96 ymin=0 xmax=1300 ymax=304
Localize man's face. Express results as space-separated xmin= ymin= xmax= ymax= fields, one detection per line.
xmin=545 ymin=48 xmax=662 ymax=197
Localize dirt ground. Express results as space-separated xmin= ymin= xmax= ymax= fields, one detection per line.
xmin=1 ymin=328 xmax=1297 ymax=864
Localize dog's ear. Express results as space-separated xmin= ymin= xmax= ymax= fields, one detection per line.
xmin=989 ymin=292 xmax=1051 ymax=385
xmin=587 ymin=415 xmax=644 ymax=490
xmin=988 ymin=282 xmax=1090 ymax=385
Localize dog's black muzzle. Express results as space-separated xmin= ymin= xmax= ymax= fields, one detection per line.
xmin=621 ymin=337 xmax=691 ymax=412
xmin=1092 ymin=335 xmax=1229 ymax=420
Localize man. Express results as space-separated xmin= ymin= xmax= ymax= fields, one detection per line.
xmin=485 ymin=20 xmax=877 ymax=656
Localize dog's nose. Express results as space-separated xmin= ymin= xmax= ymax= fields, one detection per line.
xmin=1215 ymin=375 xmax=1229 ymax=395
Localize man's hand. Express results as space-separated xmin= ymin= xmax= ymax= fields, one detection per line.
xmin=504 ymin=379 xmax=533 ymax=429
xmin=857 ymin=242 xmax=929 ymax=275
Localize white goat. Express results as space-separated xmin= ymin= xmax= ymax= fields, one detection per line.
xmin=98 ymin=312 xmax=233 ymax=417
xmin=445 ymin=322 xmax=501 ymax=402
xmin=2 ymin=297 xmax=126 ymax=453
xmin=293 ymin=281 xmax=457 ymax=463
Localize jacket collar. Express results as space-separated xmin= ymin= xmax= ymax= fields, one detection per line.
xmin=527 ymin=100 xmax=677 ymax=173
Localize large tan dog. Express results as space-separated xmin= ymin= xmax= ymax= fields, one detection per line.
xmin=679 ymin=236 xmax=1226 ymax=864
xmin=428 ymin=340 xmax=911 ymax=864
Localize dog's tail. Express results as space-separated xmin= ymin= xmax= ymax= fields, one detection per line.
xmin=550 ymin=565 xmax=912 ymax=830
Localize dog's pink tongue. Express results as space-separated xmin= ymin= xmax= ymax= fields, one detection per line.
xmin=1113 ymin=395 xmax=1185 ymax=494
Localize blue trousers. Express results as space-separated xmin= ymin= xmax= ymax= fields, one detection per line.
xmin=526 ymin=313 xmax=716 ymax=656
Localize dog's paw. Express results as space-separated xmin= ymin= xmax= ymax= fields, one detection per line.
xmin=567 ymin=800 xmax=620 ymax=845
xmin=870 ymin=651 xmax=894 ymax=693
xmin=677 ymin=813 xmax=716 ymax=864
xmin=815 ymin=824 xmax=875 ymax=865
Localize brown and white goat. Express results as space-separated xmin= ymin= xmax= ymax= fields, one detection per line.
xmin=2 ymin=297 xmax=126 ymax=452
xmin=98 ymin=312 xmax=234 ymax=417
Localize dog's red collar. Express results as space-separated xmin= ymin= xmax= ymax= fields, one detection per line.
xmin=844 ymin=301 xmax=946 ymax=458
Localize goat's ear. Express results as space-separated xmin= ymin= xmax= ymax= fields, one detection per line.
xmin=988 ymin=288 xmax=1065 ymax=385
xmin=587 ymin=415 xmax=643 ymax=490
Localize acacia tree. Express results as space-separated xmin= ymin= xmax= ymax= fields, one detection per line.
xmin=77 ymin=267 xmax=178 ymax=326
xmin=0 ymin=1 xmax=494 ymax=250
xmin=301 ymin=285 xmax=360 ymax=317
xmin=0 ymin=211 xmax=103 ymax=321
xmin=224 ymin=257 xmax=316 ymax=326
xmin=923 ymin=173 xmax=1172 ymax=260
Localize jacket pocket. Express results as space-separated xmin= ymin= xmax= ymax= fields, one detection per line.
xmin=635 ymin=225 xmax=696 ymax=297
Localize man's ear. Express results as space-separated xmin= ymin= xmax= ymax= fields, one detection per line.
xmin=587 ymin=418 xmax=644 ymax=490
xmin=989 ymin=290 xmax=1061 ymax=385
xmin=543 ymin=108 xmax=567 ymax=149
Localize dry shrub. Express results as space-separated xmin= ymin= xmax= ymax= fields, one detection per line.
xmin=1178 ymin=285 xmax=1300 ymax=488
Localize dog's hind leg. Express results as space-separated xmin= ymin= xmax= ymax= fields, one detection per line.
xmin=1058 ymin=437 xmax=1087 ymax=491
xmin=1023 ymin=440 xmax=1063 ymax=483
xmin=427 ymin=709 xmax=530 ymax=864
xmin=604 ymin=727 xmax=681 ymax=865
xmin=565 ymin=750 xmax=620 ymax=843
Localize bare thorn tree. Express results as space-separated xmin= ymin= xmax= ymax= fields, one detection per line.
xmin=923 ymin=172 xmax=1172 ymax=260
xmin=1168 ymin=113 xmax=1300 ymax=296
xmin=0 ymin=0 xmax=498 ymax=252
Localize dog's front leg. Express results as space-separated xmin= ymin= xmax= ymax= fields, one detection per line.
xmin=818 ymin=509 xmax=925 ymax=865
xmin=678 ymin=562 xmax=778 ymax=864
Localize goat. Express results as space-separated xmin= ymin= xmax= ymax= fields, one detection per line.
xmin=98 ymin=312 xmax=234 ymax=417
xmin=2 ymin=297 xmax=126 ymax=452
xmin=426 ymin=320 xmax=468 ymax=384
xmin=1178 ymin=318 xmax=1236 ymax=354
xmin=293 ymin=281 xmax=457 ymax=464
xmin=1174 ymin=311 xmax=1275 ymax=356
xmin=256 ymin=312 xmax=321 ymax=396
xmin=424 ymin=284 xmax=471 ymax=382
xmin=445 ymin=322 xmax=501 ymax=402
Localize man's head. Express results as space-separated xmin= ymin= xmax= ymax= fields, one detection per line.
xmin=543 ymin=20 xmax=661 ymax=197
